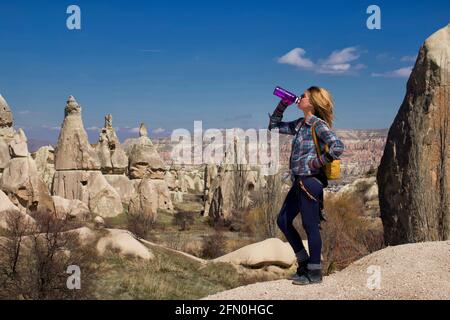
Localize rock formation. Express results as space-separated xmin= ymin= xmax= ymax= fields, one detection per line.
xmin=0 ymin=95 xmax=54 ymax=214
xmin=54 ymin=96 xmax=100 ymax=171
xmin=0 ymin=94 xmax=13 ymax=129
xmin=127 ymin=123 xmax=165 ymax=179
xmin=203 ymin=134 xmax=264 ymax=220
xmin=52 ymin=96 xmax=123 ymax=218
xmin=32 ymin=146 xmax=55 ymax=192
xmin=126 ymin=122 xmax=174 ymax=219
xmin=95 ymin=114 xmax=128 ymax=174
xmin=377 ymin=24 xmax=450 ymax=245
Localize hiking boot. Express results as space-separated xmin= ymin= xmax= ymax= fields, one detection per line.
xmin=292 ymin=268 xmax=323 ymax=285
xmin=288 ymin=259 xmax=308 ymax=280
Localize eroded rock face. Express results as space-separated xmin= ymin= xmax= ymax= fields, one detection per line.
xmin=127 ymin=123 xmax=165 ymax=179
xmin=54 ymin=96 xmax=101 ymax=170
xmin=8 ymin=128 xmax=28 ymax=157
xmin=52 ymin=195 xmax=90 ymax=221
xmin=32 ymin=146 xmax=55 ymax=192
xmin=104 ymin=174 xmax=137 ymax=204
xmin=128 ymin=178 xmax=159 ymax=222
xmin=52 ymin=170 xmax=123 ymax=218
xmin=0 ymin=94 xmax=13 ymax=128
xmin=0 ymin=157 xmax=54 ymax=213
xmin=95 ymin=114 xmax=128 ymax=174
xmin=377 ymin=24 xmax=450 ymax=245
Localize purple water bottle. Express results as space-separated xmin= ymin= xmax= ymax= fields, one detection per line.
xmin=273 ymin=86 xmax=299 ymax=104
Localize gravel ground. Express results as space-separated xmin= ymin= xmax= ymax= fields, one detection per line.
xmin=202 ymin=241 xmax=450 ymax=300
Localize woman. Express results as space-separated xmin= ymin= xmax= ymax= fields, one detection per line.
xmin=268 ymin=86 xmax=345 ymax=285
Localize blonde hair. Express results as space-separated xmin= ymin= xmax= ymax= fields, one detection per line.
xmin=307 ymin=86 xmax=334 ymax=128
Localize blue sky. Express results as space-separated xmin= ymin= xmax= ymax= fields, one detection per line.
xmin=0 ymin=0 xmax=449 ymax=141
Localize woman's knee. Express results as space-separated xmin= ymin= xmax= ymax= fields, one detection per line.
xmin=277 ymin=213 xmax=294 ymax=231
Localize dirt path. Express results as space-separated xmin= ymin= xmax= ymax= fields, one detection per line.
xmin=202 ymin=241 xmax=450 ymax=300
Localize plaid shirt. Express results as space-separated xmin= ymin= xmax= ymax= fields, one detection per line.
xmin=268 ymin=104 xmax=345 ymax=177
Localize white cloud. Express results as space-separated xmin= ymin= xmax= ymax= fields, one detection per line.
xmin=153 ymin=127 xmax=165 ymax=134
xmin=371 ymin=66 xmax=413 ymax=78
xmin=41 ymin=124 xmax=60 ymax=131
xmin=18 ymin=110 xmax=31 ymax=115
xmin=400 ymin=55 xmax=417 ymax=62
xmin=129 ymin=127 xmax=140 ymax=133
xmin=86 ymin=126 xmax=100 ymax=132
xmin=277 ymin=48 xmax=315 ymax=69
xmin=277 ymin=46 xmax=365 ymax=75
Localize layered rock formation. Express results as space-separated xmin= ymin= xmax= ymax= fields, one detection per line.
xmin=203 ymin=134 xmax=265 ymax=220
xmin=0 ymin=95 xmax=54 ymax=214
xmin=95 ymin=114 xmax=128 ymax=174
xmin=377 ymin=24 xmax=450 ymax=245
xmin=125 ymin=123 xmax=174 ymax=220
xmin=52 ymin=96 xmax=122 ymax=218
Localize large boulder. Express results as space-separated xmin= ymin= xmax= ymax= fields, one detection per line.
xmin=31 ymin=146 xmax=55 ymax=192
xmin=8 ymin=128 xmax=28 ymax=157
xmin=96 ymin=228 xmax=154 ymax=260
xmin=377 ymin=24 xmax=450 ymax=245
xmin=128 ymin=178 xmax=159 ymax=222
xmin=0 ymin=138 xmax=11 ymax=171
xmin=52 ymin=195 xmax=91 ymax=220
xmin=127 ymin=123 xmax=165 ymax=179
xmin=52 ymin=170 xmax=123 ymax=218
xmin=95 ymin=114 xmax=128 ymax=174
xmin=0 ymin=190 xmax=36 ymax=230
xmin=0 ymin=156 xmax=54 ymax=213
xmin=104 ymin=174 xmax=137 ymax=204
xmin=0 ymin=94 xmax=13 ymax=128
xmin=213 ymin=238 xmax=307 ymax=268
xmin=54 ymin=96 xmax=101 ymax=170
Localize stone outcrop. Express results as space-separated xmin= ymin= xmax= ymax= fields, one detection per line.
xmin=203 ymin=135 xmax=265 ymax=220
xmin=377 ymin=24 xmax=450 ymax=245
xmin=52 ymin=96 xmax=123 ymax=218
xmin=54 ymin=96 xmax=100 ymax=171
xmin=0 ymin=94 xmax=13 ymax=129
xmin=127 ymin=123 xmax=165 ymax=179
xmin=95 ymin=114 xmax=128 ymax=174
xmin=0 ymin=190 xmax=36 ymax=230
xmin=0 ymin=95 xmax=54 ymax=214
xmin=32 ymin=146 xmax=55 ymax=192
xmin=213 ymin=238 xmax=303 ymax=268
xmin=53 ymin=170 xmax=122 ymax=218
xmin=52 ymin=195 xmax=90 ymax=220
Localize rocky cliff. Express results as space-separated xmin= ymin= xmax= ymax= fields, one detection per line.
xmin=377 ymin=24 xmax=450 ymax=245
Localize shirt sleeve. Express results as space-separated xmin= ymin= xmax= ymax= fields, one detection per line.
xmin=315 ymin=120 xmax=345 ymax=164
xmin=267 ymin=101 xmax=301 ymax=136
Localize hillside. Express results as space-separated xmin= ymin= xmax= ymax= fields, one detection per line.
xmin=202 ymin=241 xmax=450 ymax=300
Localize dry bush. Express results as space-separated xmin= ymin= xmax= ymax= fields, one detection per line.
xmin=201 ymin=231 xmax=227 ymax=259
xmin=242 ymin=172 xmax=286 ymax=240
xmin=172 ymin=211 xmax=195 ymax=231
xmin=126 ymin=211 xmax=155 ymax=240
xmin=0 ymin=211 xmax=98 ymax=299
xmin=321 ymin=193 xmax=384 ymax=274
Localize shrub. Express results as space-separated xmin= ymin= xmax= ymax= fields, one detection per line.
xmin=200 ymin=231 xmax=227 ymax=259
xmin=126 ymin=211 xmax=155 ymax=240
xmin=321 ymin=193 xmax=384 ymax=274
xmin=172 ymin=211 xmax=195 ymax=231
xmin=0 ymin=211 xmax=98 ymax=299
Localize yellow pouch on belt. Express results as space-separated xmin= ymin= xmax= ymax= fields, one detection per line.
xmin=311 ymin=123 xmax=341 ymax=180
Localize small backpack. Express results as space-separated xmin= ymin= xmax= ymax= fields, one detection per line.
xmin=311 ymin=121 xmax=341 ymax=180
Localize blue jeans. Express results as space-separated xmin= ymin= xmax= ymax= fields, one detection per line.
xmin=276 ymin=175 xmax=323 ymax=267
